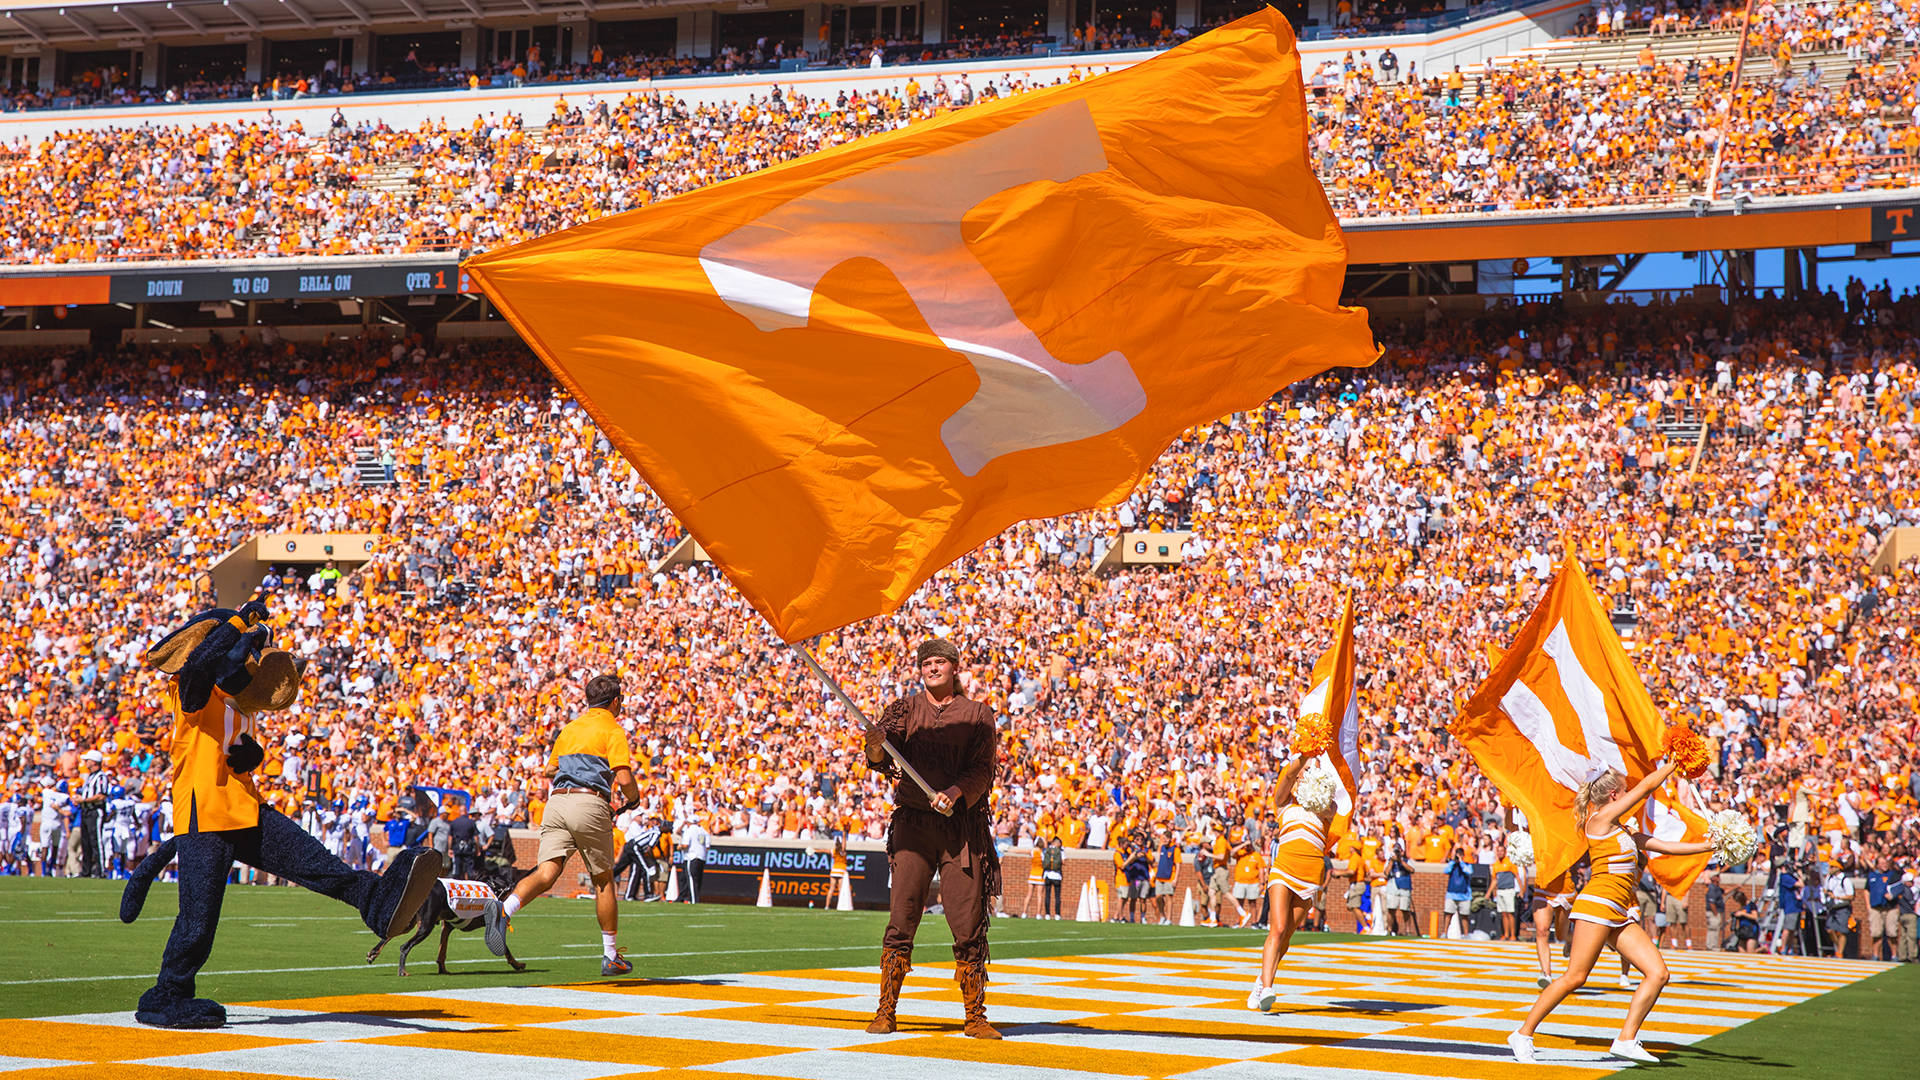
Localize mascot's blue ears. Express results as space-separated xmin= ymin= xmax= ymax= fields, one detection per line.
xmin=146 ymin=601 xmax=305 ymax=714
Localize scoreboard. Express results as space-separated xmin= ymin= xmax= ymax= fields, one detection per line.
xmin=111 ymin=262 xmax=466 ymax=303
xmin=0 ymin=255 xmax=467 ymax=307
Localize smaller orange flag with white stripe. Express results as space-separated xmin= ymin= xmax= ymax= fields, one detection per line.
xmin=1639 ymin=779 xmax=1714 ymax=899
xmin=1298 ymin=592 xmax=1361 ymax=836
xmin=1450 ymin=557 xmax=1667 ymax=887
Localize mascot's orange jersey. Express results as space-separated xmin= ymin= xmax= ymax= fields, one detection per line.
xmin=166 ymin=684 xmax=263 ymax=832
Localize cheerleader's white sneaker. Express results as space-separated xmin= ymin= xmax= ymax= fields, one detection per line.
xmin=1246 ymin=982 xmax=1277 ymax=1012
xmin=1618 ymin=973 xmax=1634 ymax=990
xmin=1609 ymin=1038 xmax=1658 ymax=1063
xmin=1507 ymin=1030 xmax=1536 ymax=1063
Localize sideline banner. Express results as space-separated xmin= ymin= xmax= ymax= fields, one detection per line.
xmin=673 ymin=842 xmax=888 ymax=908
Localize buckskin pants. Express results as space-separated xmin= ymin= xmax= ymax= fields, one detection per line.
xmin=883 ymin=807 xmax=990 ymax=965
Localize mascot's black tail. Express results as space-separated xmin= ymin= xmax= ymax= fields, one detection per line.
xmin=121 ymin=837 xmax=180 ymax=924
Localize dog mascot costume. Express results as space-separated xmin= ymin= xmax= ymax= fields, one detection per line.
xmin=119 ymin=600 xmax=443 ymax=1028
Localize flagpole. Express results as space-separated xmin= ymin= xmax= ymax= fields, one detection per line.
xmin=790 ymin=641 xmax=952 ymax=816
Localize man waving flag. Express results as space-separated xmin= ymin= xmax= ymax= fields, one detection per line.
xmin=1298 ymin=593 xmax=1361 ymax=836
xmin=1449 ymin=554 xmax=1669 ymax=886
xmin=463 ymin=9 xmax=1376 ymax=642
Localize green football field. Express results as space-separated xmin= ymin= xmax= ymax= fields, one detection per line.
xmin=0 ymin=877 xmax=1911 ymax=1078
xmin=0 ymin=876 xmax=1302 ymax=1016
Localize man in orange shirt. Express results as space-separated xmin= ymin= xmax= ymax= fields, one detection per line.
xmin=1231 ymin=832 xmax=1266 ymax=928
xmin=1488 ymin=843 xmax=1521 ymax=941
xmin=1203 ymin=827 xmax=1238 ymax=927
xmin=486 ymin=673 xmax=640 ymax=975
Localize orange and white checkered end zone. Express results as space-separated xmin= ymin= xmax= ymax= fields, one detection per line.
xmin=0 ymin=939 xmax=1883 ymax=1079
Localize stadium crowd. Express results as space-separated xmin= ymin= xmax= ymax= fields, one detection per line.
xmin=0 ymin=8 xmax=1208 ymax=116
xmin=1307 ymin=50 xmax=1733 ymax=214
xmin=1574 ymin=0 xmax=1746 ymax=37
xmin=14 ymin=4 xmax=1920 ymax=262
xmin=0 ymin=49 xmax=1761 ymax=263
xmin=1717 ymin=0 xmax=1920 ymax=196
xmin=0 ymin=72 xmax=1076 ymax=264
xmin=0 ymin=289 xmax=1915 ymax=956
xmin=0 ymin=46 xmax=745 ymax=115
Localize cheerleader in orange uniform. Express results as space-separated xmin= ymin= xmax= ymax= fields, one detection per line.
xmin=1022 ymin=843 xmax=1045 ymax=918
xmin=1509 ymin=761 xmax=1714 ymax=1065
xmin=1247 ymin=756 xmax=1334 ymax=1012
xmin=824 ymin=836 xmax=849 ymax=910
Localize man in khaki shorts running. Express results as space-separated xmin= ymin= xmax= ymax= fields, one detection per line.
xmin=485 ymin=673 xmax=640 ymax=975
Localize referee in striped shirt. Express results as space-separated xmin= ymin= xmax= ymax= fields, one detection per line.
xmin=78 ymin=751 xmax=111 ymax=878
xmin=612 ymin=818 xmax=663 ymax=902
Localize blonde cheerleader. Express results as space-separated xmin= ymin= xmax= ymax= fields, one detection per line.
xmin=823 ymin=836 xmax=849 ymax=910
xmin=1509 ymin=761 xmax=1714 ymax=1065
xmin=1247 ymin=756 xmax=1336 ymax=1012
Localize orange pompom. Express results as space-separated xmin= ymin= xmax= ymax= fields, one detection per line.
xmin=1294 ymin=712 xmax=1333 ymax=759
xmin=1664 ymin=723 xmax=1710 ymax=780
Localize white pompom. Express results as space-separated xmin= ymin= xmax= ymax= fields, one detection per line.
xmin=1507 ymin=830 xmax=1535 ymax=869
xmin=1295 ymin=768 xmax=1338 ymax=816
xmin=1707 ymin=810 xmax=1758 ymax=865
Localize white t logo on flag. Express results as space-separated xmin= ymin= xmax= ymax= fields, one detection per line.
xmin=698 ymin=100 xmax=1146 ymax=475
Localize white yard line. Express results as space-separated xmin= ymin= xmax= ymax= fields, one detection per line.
xmin=0 ymin=932 xmax=1224 ymax=986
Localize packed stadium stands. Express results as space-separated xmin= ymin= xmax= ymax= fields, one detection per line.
xmin=2 ymin=288 xmax=1915 ymax=889
xmin=8 ymin=2 xmax=1920 ymax=267
xmin=1717 ymin=0 xmax=1920 ymax=196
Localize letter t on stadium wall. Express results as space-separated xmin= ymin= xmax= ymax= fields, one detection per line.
xmin=790 ymin=642 xmax=951 ymax=815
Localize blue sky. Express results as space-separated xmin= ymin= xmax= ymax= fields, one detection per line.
xmin=1499 ymin=241 xmax=1920 ymax=296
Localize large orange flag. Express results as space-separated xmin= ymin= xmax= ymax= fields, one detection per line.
xmin=1450 ymin=558 xmax=1669 ymax=886
xmin=462 ymin=9 xmax=1376 ymax=641
xmin=1299 ymin=592 xmax=1362 ymax=838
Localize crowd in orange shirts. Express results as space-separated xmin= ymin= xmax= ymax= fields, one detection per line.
xmin=1717 ymin=0 xmax=1920 ymax=195
xmin=0 ymin=50 xmax=1765 ymax=264
xmin=1 ymin=293 xmax=1915 ymax=905
xmin=1307 ymin=50 xmax=1732 ymax=215
xmin=0 ymin=72 xmax=1072 ymax=264
xmin=12 ymin=11 xmax=1920 ymax=263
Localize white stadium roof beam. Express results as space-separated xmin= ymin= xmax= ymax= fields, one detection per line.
xmin=2 ymin=12 xmax=52 ymax=44
xmin=222 ymin=1 xmax=265 ymax=31
xmin=166 ymin=2 xmax=209 ymax=33
xmin=278 ymin=0 xmax=317 ymax=29
xmin=113 ymin=4 xmax=155 ymax=34
xmin=61 ymin=8 xmax=105 ymax=39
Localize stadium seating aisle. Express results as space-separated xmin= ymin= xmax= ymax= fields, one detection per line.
xmin=1 ymin=291 xmax=1915 ymax=894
